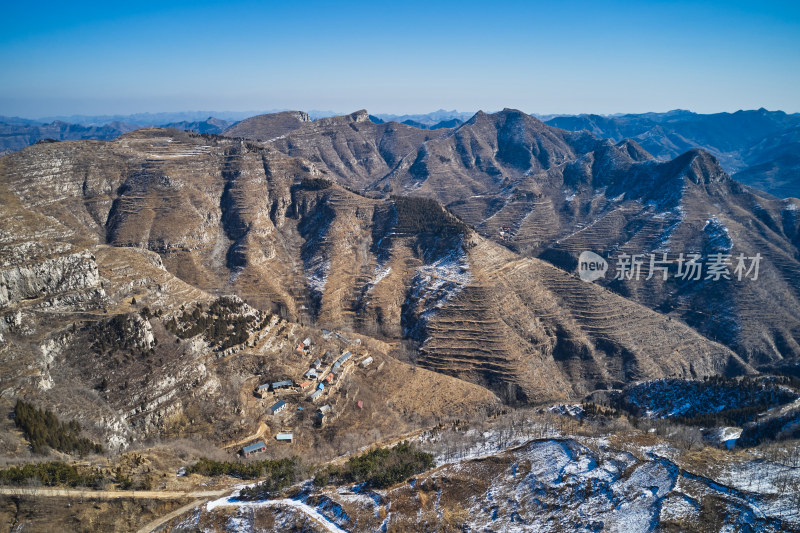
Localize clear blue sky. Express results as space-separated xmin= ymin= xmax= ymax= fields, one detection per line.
xmin=1 ymin=0 xmax=798 ymax=118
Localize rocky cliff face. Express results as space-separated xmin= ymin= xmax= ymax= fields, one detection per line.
xmin=0 ymin=251 xmax=104 ymax=309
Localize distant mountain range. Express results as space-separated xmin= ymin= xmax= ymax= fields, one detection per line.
xmin=29 ymin=110 xmax=273 ymax=126
xmin=545 ymin=108 xmax=800 ymax=198
xmin=370 ymin=109 xmax=475 ymax=130
xmin=0 ymin=120 xmax=139 ymax=156
xmin=1 ymin=107 xmax=798 ymax=197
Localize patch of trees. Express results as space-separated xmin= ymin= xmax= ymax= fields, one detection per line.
xmin=772 ymin=375 xmax=800 ymax=390
xmin=738 ymin=411 xmax=800 ymax=447
xmin=672 ymin=405 xmax=766 ymax=428
xmin=164 ymin=297 xmax=260 ymax=349
xmin=13 ymin=401 xmax=103 ymax=456
xmin=581 ymin=403 xmax=619 ymax=419
xmin=0 ymin=461 xmax=105 ymax=488
xmin=187 ymin=457 xmax=301 ymax=496
xmin=139 ymin=306 xmax=161 ymax=320
xmin=391 ymin=196 xmax=468 ymax=237
xmin=300 ymin=177 xmax=332 ymax=190
xmin=87 ymin=314 xmax=150 ymax=356
xmin=613 ymin=376 xmax=796 ymax=425
xmin=313 ymin=441 xmax=434 ymax=489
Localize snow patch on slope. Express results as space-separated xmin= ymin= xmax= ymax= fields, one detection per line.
xmin=404 ymin=245 xmax=471 ymax=334
xmin=703 ymin=216 xmax=732 ymax=252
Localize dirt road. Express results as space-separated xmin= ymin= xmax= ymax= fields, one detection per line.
xmin=0 ymin=486 xmax=226 ymax=499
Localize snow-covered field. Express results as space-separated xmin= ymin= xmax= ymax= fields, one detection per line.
xmin=174 ymin=428 xmax=800 ymax=532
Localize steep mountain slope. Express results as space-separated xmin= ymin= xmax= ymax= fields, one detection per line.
xmin=733 ymin=125 xmax=800 ymax=199
xmin=416 ymin=238 xmax=746 ymax=403
xmin=1 ymin=112 xmax=797 ymax=406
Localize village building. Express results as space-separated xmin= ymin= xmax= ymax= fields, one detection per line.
xmin=360 ymin=356 xmax=373 ymax=368
xmin=275 ymin=432 xmax=294 ymax=443
xmin=332 ymin=351 xmax=353 ymax=374
xmin=309 ymin=389 xmax=323 ymax=401
xmin=271 ymin=379 xmax=293 ymax=390
xmin=241 ymin=440 xmax=267 ymax=457
xmin=255 ymin=383 xmax=270 ymax=398
xmin=296 ymin=337 xmax=312 ymax=354
xmin=268 ymin=400 xmax=287 ymax=415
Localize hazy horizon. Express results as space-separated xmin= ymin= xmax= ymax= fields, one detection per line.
xmin=3 ymin=106 xmax=799 ymax=125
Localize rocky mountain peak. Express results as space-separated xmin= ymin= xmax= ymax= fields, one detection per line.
xmin=350 ymin=109 xmax=370 ymax=123
xmin=671 ymin=148 xmax=730 ymax=185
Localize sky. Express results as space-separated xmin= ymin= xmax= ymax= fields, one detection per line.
xmin=1 ymin=0 xmax=799 ymax=118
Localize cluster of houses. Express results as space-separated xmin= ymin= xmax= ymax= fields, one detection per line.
xmin=239 ymin=336 xmax=373 ymax=456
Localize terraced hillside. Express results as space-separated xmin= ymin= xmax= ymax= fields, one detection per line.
xmin=416 ymin=239 xmax=747 ymax=403
xmin=1 ymin=112 xmax=798 ymax=415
